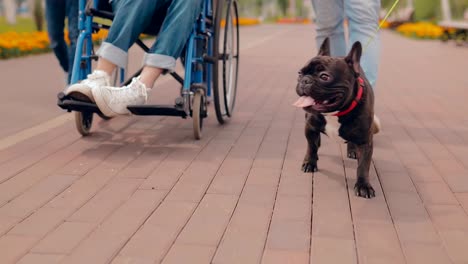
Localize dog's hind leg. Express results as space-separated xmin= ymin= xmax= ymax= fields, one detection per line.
xmin=354 ymin=141 xmax=376 ymax=198
xmin=302 ymin=114 xmax=325 ymax=173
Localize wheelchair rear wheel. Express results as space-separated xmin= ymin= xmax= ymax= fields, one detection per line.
xmin=213 ymin=0 xmax=240 ymax=124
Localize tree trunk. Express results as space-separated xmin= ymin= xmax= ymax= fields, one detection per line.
xmin=33 ymin=0 xmax=44 ymax=31
xmin=3 ymin=0 xmax=17 ymax=24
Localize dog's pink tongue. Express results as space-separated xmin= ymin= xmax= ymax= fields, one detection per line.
xmin=293 ymin=96 xmax=315 ymax=108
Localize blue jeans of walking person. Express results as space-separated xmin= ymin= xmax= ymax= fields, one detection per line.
xmin=311 ymin=0 xmax=380 ymax=87
xmin=65 ymin=0 xmax=204 ymax=117
xmin=45 ymin=0 xmax=79 ymax=84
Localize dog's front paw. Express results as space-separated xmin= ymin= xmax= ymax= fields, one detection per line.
xmin=347 ymin=150 xmax=357 ymax=159
xmin=302 ymin=161 xmax=318 ymax=173
xmin=347 ymin=142 xmax=358 ymax=159
xmin=354 ymin=180 xmax=375 ymax=198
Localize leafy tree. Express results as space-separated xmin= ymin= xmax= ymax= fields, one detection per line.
xmin=33 ymin=0 xmax=43 ymax=31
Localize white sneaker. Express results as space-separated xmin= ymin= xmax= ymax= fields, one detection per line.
xmin=65 ymin=70 xmax=110 ymax=102
xmin=92 ymin=77 xmax=149 ymax=117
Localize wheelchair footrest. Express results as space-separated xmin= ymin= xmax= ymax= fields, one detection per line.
xmin=127 ymin=105 xmax=188 ymax=118
xmin=57 ymin=93 xmax=104 ymax=115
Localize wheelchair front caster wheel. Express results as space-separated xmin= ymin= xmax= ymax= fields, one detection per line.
xmin=192 ymin=89 xmax=206 ymax=140
xmin=75 ymin=111 xmax=93 ymax=136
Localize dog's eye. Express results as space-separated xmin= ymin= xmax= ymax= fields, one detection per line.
xmin=319 ymin=73 xmax=330 ymax=81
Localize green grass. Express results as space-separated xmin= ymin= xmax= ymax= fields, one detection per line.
xmin=0 ymin=17 xmax=38 ymax=33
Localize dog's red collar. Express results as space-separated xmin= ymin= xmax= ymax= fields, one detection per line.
xmin=334 ymin=77 xmax=364 ymax=117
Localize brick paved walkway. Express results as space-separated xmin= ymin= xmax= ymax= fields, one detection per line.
xmin=0 ymin=25 xmax=468 ymax=264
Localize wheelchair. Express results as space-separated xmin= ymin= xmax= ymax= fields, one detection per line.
xmin=57 ymin=0 xmax=239 ymax=140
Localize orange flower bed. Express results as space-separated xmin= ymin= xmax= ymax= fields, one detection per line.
xmin=276 ymin=18 xmax=311 ymax=24
xmin=220 ymin=17 xmax=261 ymax=27
xmin=0 ymin=29 xmax=109 ymax=59
xmin=396 ymin=22 xmax=445 ymax=39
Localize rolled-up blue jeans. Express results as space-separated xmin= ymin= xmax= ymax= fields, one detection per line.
xmin=311 ymin=0 xmax=380 ymax=87
xmin=45 ymin=0 xmax=79 ymax=84
xmin=96 ymin=0 xmax=203 ymax=72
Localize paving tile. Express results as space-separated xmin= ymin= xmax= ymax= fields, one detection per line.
xmin=455 ymin=193 xmax=468 ymax=214
xmin=270 ymin=195 xmax=310 ymax=222
xmin=415 ymin=181 xmax=459 ymax=205
xmin=378 ymin=171 xmax=417 ymax=193
xmin=114 ymin=201 xmax=197 ymax=264
xmin=0 ymin=124 xmax=125 ymax=207
xmin=244 ymin=167 xmax=282 ymax=187
xmin=438 ymin=230 xmax=468 ymax=264
xmin=394 ymin=219 xmax=440 ymax=244
xmin=175 ymin=194 xmax=237 ymax=246
xmin=262 ymin=249 xmax=309 ymax=264
xmin=310 ymin=237 xmax=357 ymax=264
xmin=0 ymin=122 xmax=74 ymax=165
xmin=354 ymin=221 xmax=406 ymax=264
xmin=265 ymin=220 xmax=309 ymax=251
xmin=385 ymin=191 xmax=428 ymax=222
xmin=56 ymin=143 xmax=120 ymax=176
xmin=60 ymin=190 xmax=166 ymax=264
xmin=0 ymin=174 xmax=78 ymax=218
xmin=432 ymin=159 xmax=468 ymax=192
xmin=116 ymin=147 xmax=169 ymax=179
xmin=426 ymin=204 xmax=468 ymax=231
xmin=68 ymin=178 xmax=142 ymax=223
xmin=212 ymin=204 xmax=273 ymax=264
xmin=162 ymin=244 xmax=216 ymax=264
xmin=239 ymin=184 xmax=278 ymax=207
xmin=0 ymin=132 xmax=79 ymax=184
xmin=402 ymin=242 xmax=452 ymax=264
xmin=0 ymin=235 xmax=38 ymax=263
xmin=16 ymin=253 xmax=65 ymax=264
xmin=31 ymin=221 xmax=95 ymax=254
xmin=0 ymin=215 xmax=21 ymax=236
xmin=276 ymin=173 xmax=312 ymax=197
xmin=8 ymin=207 xmax=71 ymax=237
xmin=405 ymin=165 xmax=443 ymax=183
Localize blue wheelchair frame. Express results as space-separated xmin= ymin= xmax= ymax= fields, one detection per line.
xmin=58 ymin=0 xmax=239 ymax=139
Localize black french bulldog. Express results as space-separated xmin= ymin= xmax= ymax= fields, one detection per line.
xmin=294 ymin=37 xmax=380 ymax=199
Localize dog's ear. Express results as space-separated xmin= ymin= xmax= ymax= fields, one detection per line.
xmin=345 ymin=41 xmax=362 ymax=75
xmin=318 ymin=37 xmax=330 ymax=56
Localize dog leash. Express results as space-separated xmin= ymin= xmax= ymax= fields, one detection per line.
xmin=363 ymin=0 xmax=401 ymax=51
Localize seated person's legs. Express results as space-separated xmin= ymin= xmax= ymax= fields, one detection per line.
xmin=92 ymin=0 xmax=204 ymax=117
xmin=65 ymin=0 xmax=164 ymax=101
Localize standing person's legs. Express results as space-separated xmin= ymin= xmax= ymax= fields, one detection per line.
xmin=345 ymin=0 xmax=380 ymax=87
xmin=311 ymin=0 xmax=346 ymax=56
xmin=45 ymin=0 xmax=68 ymax=74
xmin=93 ymin=0 xmax=204 ymax=117
xmin=66 ymin=0 xmax=79 ymax=84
